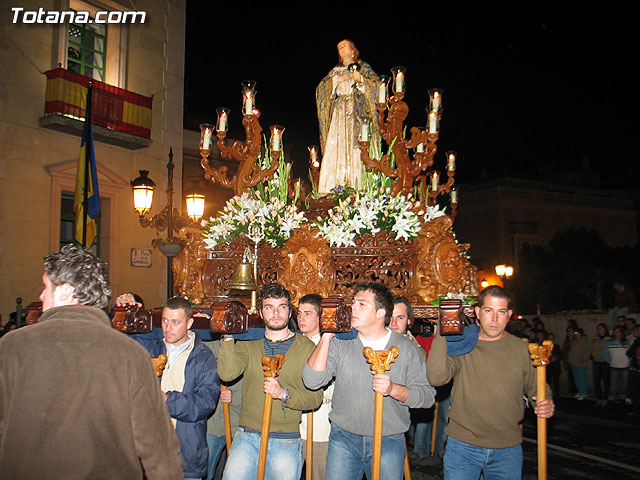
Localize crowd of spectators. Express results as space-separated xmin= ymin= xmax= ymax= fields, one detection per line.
xmin=508 ymin=314 xmax=639 ymax=407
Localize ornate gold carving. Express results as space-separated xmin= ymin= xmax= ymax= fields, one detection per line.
xmin=278 ymin=225 xmax=335 ymax=305
xmin=151 ymin=354 xmax=168 ymax=377
xmin=174 ymin=225 xmax=207 ymax=304
xmin=363 ymin=346 xmax=400 ymax=374
xmin=528 ymin=340 xmax=553 ymax=367
xmin=173 ymin=216 xmax=478 ymax=313
xmin=414 ymin=216 xmax=478 ymax=302
xmin=262 ymin=354 xmax=285 ymax=377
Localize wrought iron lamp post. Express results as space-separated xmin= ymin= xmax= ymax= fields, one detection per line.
xmin=130 ymin=147 xmax=206 ymax=298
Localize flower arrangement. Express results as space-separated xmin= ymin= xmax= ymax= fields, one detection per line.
xmin=313 ymin=169 xmax=447 ymax=247
xmin=202 ymin=147 xmax=306 ymax=249
xmin=429 ymin=292 xmax=478 ymax=306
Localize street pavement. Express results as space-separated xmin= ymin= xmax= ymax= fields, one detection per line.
xmin=407 ymin=396 xmax=640 ymax=479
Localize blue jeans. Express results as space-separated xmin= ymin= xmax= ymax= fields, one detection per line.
xmin=572 ymin=366 xmax=588 ymax=396
xmin=325 ymin=423 xmax=405 ymax=480
xmin=414 ymin=397 xmax=450 ymax=456
xmin=444 ymin=437 xmax=522 ymax=480
xmin=609 ymin=367 xmax=629 ymax=401
xmin=592 ymin=361 xmax=610 ymax=400
xmin=207 ymin=434 xmax=226 ymax=480
xmin=222 ymin=428 xmax=302 ymax=480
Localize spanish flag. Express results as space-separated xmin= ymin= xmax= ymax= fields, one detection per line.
xmin=74 ymin=84 xmax=101 ymax=247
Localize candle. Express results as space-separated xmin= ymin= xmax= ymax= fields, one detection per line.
xmin=395 ymin=72 xmax=404 ymax=93
xmin=202 ymin=129 xmax=211 ymax=150
xmin=241 ymin=80 xmax=257 ymax=116
xmin=216 ymin=108 xmax=229 ymax=132
xmin=432 ymin=91 xmax=441 ymax=112
xmin=431 ymin=172 xmax=439 ymax=191
xmin=447 ymin=152 xmax=456 ymax=171
xmin=199 ymin=123 xmax=214 ymax=151
xmin=391 ymin=67 xmax=406 ymax=94
xmin=428 ymin=112 xmax=439 ymax=134
xmin=360 ymin=121 xmax=369 ymax=142
xmin=451 ymin=187 xmax=458 ymax=204
xmin=378 ymin=75 xmax=389 ymax=104
xmin=271 ymin=125 xmax=284 ymax=152
xmin=244 ymin=93 xmax=254 ymax=115
xmin=271 ymin=131 xmax=280 ymax=151
xmin=308 ymin=145 xmax=318 ymax=163
xmin=309 ymin=146 xmax=320 ymax=168
xmin=217 ymin=113 xmax=227 ymax=132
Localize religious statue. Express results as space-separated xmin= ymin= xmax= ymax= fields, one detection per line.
xmin=316 ymin=39 xmax=379 ymax=194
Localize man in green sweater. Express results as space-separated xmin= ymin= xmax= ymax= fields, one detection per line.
xmin=217 ymin=283 xmax=322 ymax=480
xmin=426 ymin=285 xmax=554 ymax=479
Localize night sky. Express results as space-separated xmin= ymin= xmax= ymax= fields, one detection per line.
xmin=183 ymin=5 xmax=633 ymax=187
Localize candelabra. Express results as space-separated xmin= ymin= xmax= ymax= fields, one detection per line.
xmin=199 ymin=80 xmax=284 ymax=196
xmin=343 ymin=68 xmax=460 ymax=210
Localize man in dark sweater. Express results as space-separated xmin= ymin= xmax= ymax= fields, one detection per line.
xmin=0 ymin=244 xmax=182 ymax=479
xmin=427 ymin=285 xmax=554 ymax=479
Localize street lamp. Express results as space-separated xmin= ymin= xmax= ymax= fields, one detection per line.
xmin=495 ymin=264 xmax=514 ymax=278
xmin=184 ymin=186 xmax=206 ymax=223
xmin=131 ymin=170 xmax=155 ymax=216
xmin=130 ymin=147 xmax=205 ymax=298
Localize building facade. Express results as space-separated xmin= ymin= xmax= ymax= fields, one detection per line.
xmin=454 ymin=173 xmax=638 ymax=282
xmin=0 ymin=0 xmax=186 ymax=321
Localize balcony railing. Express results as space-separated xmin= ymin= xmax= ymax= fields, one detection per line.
xmin=39 ymin=67 xmax=153 ymax=149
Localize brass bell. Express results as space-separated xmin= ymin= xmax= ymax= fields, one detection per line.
xmin=227 ymin=261 xmax=258 ymax=291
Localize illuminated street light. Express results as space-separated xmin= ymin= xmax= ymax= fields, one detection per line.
xmin=495 ymin=264 xmax=514 ymax=278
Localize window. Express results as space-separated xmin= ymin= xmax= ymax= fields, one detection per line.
xmin=60 ymin=192 xmax=102 ymax=255
xmin=67 ymin=15 xmax=107 ymax=81
xmin=57 ymin=0 xmax=128 ymax=88
xmin=60 ymin=193 xmax=75 ymax=246
xmin=47 ymin=161 xmax=127 ymax=296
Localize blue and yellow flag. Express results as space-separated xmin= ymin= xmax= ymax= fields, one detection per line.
xmin=74 ymin=85 xmax=101 ymax=247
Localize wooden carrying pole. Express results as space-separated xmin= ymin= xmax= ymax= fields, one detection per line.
xmin=429 ymin=401 xmax=439 ymax=456
xmin=403 ymin=438 xmax=412 ymax=480
xmin=257 ymin=354 xmax=285 ymax=480
xmin=364 ymin=346 xmax=399 ymax=480
xmin=528 ymin=341 xmax=552 ymax=480
xmin=222 ymin=386 xmax=232 ymax=454
xmin=306 ymin=411 xmax=314 ymax=480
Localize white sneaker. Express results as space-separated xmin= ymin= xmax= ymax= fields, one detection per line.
xmin=625 ymin=398 xmax=633 ymax=405
xmin=577 ymin=395 xmax=588 ymax=401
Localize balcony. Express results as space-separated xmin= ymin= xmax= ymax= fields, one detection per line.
xmin=39 ymin=67 xmax=153 ymax=150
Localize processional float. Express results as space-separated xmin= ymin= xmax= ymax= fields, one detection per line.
xmin=23 ymin=53 xmax=481 ymax=479
xmin=190 ymin=64 xmax=476 ymax=478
